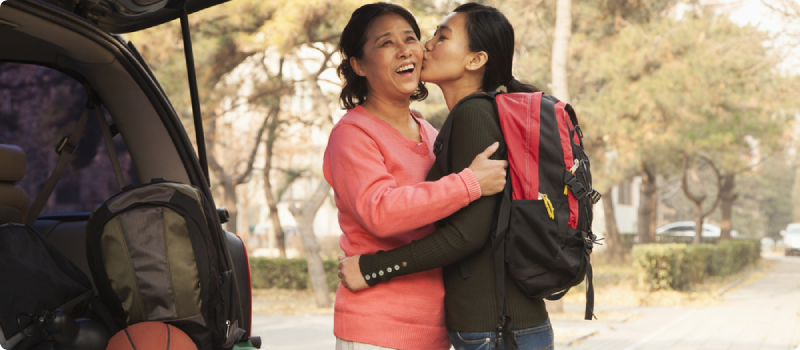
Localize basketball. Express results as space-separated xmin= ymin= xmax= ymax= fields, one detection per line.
xmin=106 ymin=322 xmax=198 ymax=350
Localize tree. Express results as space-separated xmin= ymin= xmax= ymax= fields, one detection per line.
xmin=545 ymin=0 xmax=573 ymax=314
xmin=128 ymin=0 xmax=367 ymax=251
xmin=681 ymin=155 xmax=722 ymax=244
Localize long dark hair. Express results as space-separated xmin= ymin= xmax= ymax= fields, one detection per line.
xmin=337 ymin=3 xmax=428 ymax=110
xmin=453 ymin=3 xmax=539 ymax=93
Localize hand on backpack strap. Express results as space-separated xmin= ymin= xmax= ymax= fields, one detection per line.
xmin=469 ymin=142 xmax=508 ymax=196
xmin=338 ymin=255 xmax=369 ymax=292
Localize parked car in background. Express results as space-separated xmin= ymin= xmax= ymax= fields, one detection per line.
xmin=783 ymin=224 xmax=800 ymax=256
xmin=655 ymin=221 xmax=739 ymax=241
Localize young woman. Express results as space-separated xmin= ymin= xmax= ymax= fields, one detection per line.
xmin=323 ymin=3 xmax=509 ymax=349
xmin=337 ymin=3 xmax=554 ymax=349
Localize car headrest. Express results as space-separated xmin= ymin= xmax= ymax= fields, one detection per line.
xmin=0 ymin=144 xmax=30 ymax=224
xmin=0 ymin=144 xmax=27 ymax=182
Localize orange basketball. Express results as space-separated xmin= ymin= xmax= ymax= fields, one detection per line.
xmin=106 ymin=322 xmax=198 ymax=350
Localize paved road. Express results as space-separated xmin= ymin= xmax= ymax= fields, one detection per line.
xmin=558 ymin=255 xmax=800 ymax=350
xmin=252 ymin=255 xmax=800 ymax=350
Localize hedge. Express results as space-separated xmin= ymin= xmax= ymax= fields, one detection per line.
xmin=249 ymin=258 xmax=339 ymax=291
xmin=632 ymin=239 xmax=760 ymax=291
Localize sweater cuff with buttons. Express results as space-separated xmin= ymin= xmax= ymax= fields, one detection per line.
xmin=358 ymin=249 xmax=413 ymax=287
xmin=458 ymin=168 xmax=482 ymax=202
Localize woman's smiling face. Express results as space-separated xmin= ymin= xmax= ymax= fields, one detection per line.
xmin=421 ymin=12 xmax=473 ymax=85
xmin=351 ymin=14 xmax=423 ymax=102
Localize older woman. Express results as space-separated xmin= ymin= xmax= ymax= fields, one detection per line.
xmin=323 ymin=3 xmax=508 ymax=350
xmin=338 ymin=3 xmax=554 ymax=350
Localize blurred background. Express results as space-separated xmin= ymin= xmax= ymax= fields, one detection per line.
xmin=116 ymin=0 xmax=800 ymax=336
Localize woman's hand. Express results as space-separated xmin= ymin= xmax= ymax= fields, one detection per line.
xmin=338 ymin=255 xmax=369 ymax=292
xmin=469 ymin=142 xmax=508 ymax=196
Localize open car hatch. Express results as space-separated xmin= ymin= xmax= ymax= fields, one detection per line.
xmin=38 ymin=0 xmax=229 ymax=33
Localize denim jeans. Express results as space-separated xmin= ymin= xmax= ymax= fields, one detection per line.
xmin=448 ymin=319 xmax=554 ymax=350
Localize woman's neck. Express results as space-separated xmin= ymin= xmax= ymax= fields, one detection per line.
xmin=362 ymin=94 xmax=420 ymax=143
xmin=362 ymin=94 xmax=411 ymax=125
xmin=437 ymin=78 xmax=484 ymax=111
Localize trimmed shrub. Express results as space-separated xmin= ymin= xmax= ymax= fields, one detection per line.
xmin=633 ymin=239 xmax=760 ymax=291
xmin=249 ymin=258 xmax=340 ymax=291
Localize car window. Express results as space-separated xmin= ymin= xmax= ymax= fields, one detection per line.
xmin=787 ymin=227 xmax=800 ymax=235
xmin=0 ymin=62 xmax=139 ymax=215
xmin=667 ymin=225 xmax=692 ymax=232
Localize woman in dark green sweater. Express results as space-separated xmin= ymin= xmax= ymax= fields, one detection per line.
xmin=337 ymin=3 xmax=553 ymax=349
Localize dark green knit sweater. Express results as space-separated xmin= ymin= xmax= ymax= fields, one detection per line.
xmin=359 ymin=97 xmax=548 ymax=332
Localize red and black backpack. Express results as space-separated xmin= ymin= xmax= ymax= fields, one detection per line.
xmin=435 ymin=91 xmax=602 ymax=348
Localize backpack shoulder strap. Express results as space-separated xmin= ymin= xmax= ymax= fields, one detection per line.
xmin=432 ymin=93 xmax=498 ymax=176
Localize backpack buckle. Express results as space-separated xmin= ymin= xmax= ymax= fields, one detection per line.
xmin=590 ymin=190 xmax=602 ymax=204
xmin=55 ymin=135 xmax=75 ymax=155
xmin=563 ymin=171 xmax=588 ymax=200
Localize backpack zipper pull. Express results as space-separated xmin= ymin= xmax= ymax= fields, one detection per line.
xmin=540 ymin=193 xmax=555 ymax=220
xmin=565 ymin=159 xmax=581 ymax=195
xmin=226 ymin=320 xmax=231 ymax=339
xmin=570 ymin=159 xmax=580 ymax=173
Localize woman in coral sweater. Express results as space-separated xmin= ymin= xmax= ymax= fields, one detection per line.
xmin=323 ymin=3 xmax=508 ymax=350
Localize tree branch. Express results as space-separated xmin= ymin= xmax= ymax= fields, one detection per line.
xmin=682 ymin=155 xmax=707 ymax=204
xmin=697 ymin=155 xmax=722 ymax=217
xmin=233 ymin=108 xmax=277 ymax=185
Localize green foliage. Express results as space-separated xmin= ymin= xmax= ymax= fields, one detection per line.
xmin=731 ymin=154 xmax=797 ymax=238
xmin=632 ymin=239 xmax=760 ymax=291
xmin=249 ymin=258 xmax=339 ymax=291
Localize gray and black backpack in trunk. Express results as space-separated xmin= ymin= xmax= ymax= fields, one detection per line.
xmin=86 ymin=178 xmax=245 ymax=350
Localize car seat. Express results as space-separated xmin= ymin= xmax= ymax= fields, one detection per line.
xmin=0 ymin=144 xmax=30 ymax=224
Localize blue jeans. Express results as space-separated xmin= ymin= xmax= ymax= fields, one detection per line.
xmin=448 ymin=319 xmax=554 ymax=350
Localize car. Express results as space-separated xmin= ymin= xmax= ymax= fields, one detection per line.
xmin=655 ymin=221 xmax=739 ymax=240
xmin=783 ymin=223 xmax=800 ymax=256
xmin=0 ymin=0 xmax=254 ymax=347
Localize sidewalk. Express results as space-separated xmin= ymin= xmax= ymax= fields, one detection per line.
xmin=556 ymin=255 xmax=800 ymax=350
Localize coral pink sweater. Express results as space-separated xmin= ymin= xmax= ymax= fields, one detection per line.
xmin=323 ymin=106 xmax=482 ymax=350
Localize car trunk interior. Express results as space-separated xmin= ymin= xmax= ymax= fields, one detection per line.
xmin=0 ymin=0 xmax=196 ymax=288
xmin=0 ymin=2 xmax=192 ymax=185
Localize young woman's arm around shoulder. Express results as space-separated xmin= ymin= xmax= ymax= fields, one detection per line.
xmin=323 ymin=121 xmax=504 ymax=237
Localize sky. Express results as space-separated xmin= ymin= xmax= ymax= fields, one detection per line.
xmin=726 ymin=0 xmax=800 ymax=74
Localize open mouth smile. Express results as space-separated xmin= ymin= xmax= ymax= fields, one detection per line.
xmin=396 ymin=63 xmax=415 ymax=75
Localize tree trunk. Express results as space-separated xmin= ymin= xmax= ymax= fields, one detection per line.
xmin=222 ymin=181 xmax=238 ymax=235
xmin=263 ymin=106 xmax=287 ymax=257
xmin=264 ymin=169 xmax=287 ymax=258
xmin=289 ymin=180 xmax=332 ymax=308
xmin=681 ymin=155 xmax=722 ymax=244
xmin=601 ymin=189 xmax=624 ymax=261
xmin=545 ymin=0 xmax=572 ymax=314
xmin=551 ymin=0 xmax=572 ymax=102
xmin=718 ymin=173 xmax=736 ymax=241
xmin=637 ymin=161 xmax=658 ymax=244
xmin=793 ymin=167 xmax=800 ymax=222
xmin=693 ymin=203 xmax=704 ymax=244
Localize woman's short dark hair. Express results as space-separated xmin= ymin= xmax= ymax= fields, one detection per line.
xmin=337 ymin=2 xmax=428 ymax=109
xmin=453 ymin=3 xmax=539 ymax=94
